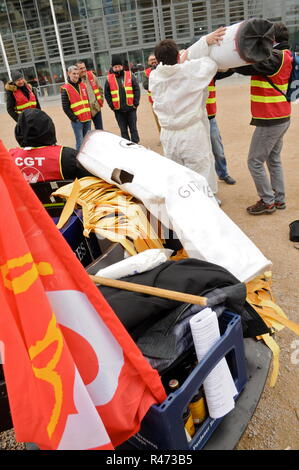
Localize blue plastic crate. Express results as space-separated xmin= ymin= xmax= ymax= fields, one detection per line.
xmin=128 ymin=311 xmax=247 ymax=450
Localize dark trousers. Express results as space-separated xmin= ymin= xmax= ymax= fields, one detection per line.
xmin=92 ymin=111 xmax=103 ymax=130
xmin=114 ymin=109 xmax=139 ymax=143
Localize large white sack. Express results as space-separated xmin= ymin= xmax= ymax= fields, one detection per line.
xmin=78 ymin=131 xmax=271 ymax=282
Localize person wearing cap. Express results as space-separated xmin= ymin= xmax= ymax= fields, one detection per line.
xmin=8 ymin=108 xmax=92 ymax=183
xmin=75 ymin=61 xmax=104 ymax=130
xmin=5 ymin=70 xmax=41 ymax=122
xmin=104 ymin=55 xmax=140 ymax=143
xmin=61 ymin=65 xmax=92 ymax=151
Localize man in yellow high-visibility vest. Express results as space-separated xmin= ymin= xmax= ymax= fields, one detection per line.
xmin=61 ymin=65 xmax=92 ymax=151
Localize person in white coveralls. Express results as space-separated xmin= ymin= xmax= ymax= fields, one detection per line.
xmin=149 ymin=28 xmax=226 ymax=196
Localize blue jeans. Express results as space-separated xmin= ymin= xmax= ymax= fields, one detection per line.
xmin=92 ymin=111 xmax=103 ymax=130
xmin=209 ymin=117 xmax=228 ymax=179
xmin=71 ymin=120 xmax=91 ymax=151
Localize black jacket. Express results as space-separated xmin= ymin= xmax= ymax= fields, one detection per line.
xmin=104 ymin=70 xmax=140 ymax=112
xmin=61 ymin=78 xmax=82 ymax=122
xmin=273 ymin=41 xmax=291 ymax=51
xmin=5 ymin=81 xmax=41 ymax=122
xmin=13 ymin=108 xmax=92 ymax=180
xmin=99 ymin=258 xmax=269 ymax=340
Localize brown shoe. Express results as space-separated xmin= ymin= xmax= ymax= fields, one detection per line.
xmin=275 ymin=201 xmax=286 ymax=210
xmin=247 ymin=199 xmax=276 ymax=215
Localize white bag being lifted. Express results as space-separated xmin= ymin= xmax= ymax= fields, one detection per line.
xmin=78 ymin=131 xmax=271 ymax=282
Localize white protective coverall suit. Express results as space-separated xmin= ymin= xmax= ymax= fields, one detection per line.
xmin=149 ymin=36 xmax=218 ymax=194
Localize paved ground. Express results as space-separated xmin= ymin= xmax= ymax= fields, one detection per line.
xmin=1 ymin=77 xmax=299 ymax=450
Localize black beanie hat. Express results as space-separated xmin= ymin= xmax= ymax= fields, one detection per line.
xmin=111 ymin=55 xmax=123 ymax=67
xmin=11 ymin=70 xmax=24 ymax=82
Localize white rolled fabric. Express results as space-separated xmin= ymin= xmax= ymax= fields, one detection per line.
xmin=95 ymin=248 xmax=173 ymax=279
xmin=189 ymin=308 xmax=238 ymax=419
xmin=208 ymin=22 xmax=249 ymax=69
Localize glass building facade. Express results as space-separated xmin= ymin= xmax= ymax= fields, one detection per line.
xmin=0 ymin=0 xmax=299 ymax=86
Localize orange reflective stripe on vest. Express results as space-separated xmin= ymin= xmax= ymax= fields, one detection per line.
xmin=206 ymin=78 xmax=216 ymax=117
xmin=108 ymin=71 xmax=134 ymax=110
xmin=251 ymin=50 xmax=292 ymax=120
xmin=61 ymin=82 xmax=91 ymax=122
xmin=145 ymin=68 xmax=153 ymax=104
xmin=86 ymin=70 xmax=104 ymax=107
xmin=14 ymin=86 xmax=37 ymax=114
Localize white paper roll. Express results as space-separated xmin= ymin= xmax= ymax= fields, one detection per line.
xmin=189 ymin=308 xmax=237 ymax=419
xmin=209 ymin=22 xmax=249 ymax=69
xmin=95 ymin=248 xmax=173 ymax=279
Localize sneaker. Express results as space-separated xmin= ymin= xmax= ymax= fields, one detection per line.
xmin=247 ymin=199 xmax=276 ymax=215
xmin=275 ymin=201 xmax=286 ymax=210
xmin=220 ymin=175 xmax=236 ymax=185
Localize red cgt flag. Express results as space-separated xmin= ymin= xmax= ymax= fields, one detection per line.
xmin=0 ymin=140 xmax=166 ymax=450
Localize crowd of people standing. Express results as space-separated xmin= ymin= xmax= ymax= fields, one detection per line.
xmin=4 ymin=20 xmax=294 ymax=216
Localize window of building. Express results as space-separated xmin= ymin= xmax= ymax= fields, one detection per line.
xmin=73 ymin=20 xmax=92 ymax=54
xmin=128 ymin=49 xmax=143 ymax=72
xmin=85 ymin=0 xmax=103 ymax=17
xmin=139 ymin=7 xmax=157 ymax=43
xmin=53 ymin=0 xmax=71 ymax=23
xmin=68 ymin=0 xmax=87 ymax=20
xmin=173 ymin=2 xmax=190 ymax=40
xmin=90 ymin=17 xmax=108 ymax=51
xmin=50 ymin=62 xmax=65 ymax=83
xmin=192 ymin=1 xmax=208 ymax=37
xmin=38 ymin=0 xmax=53 ymax=26
xmin=105 ymin=13 xmax=124 ymax=48
xmin=136 ymin=0 xmax=153 ymax=7
xmin=123 ymin=11 xmax=139 ymax=46
xmin=119 ymin=0 xmax=136 ymax=12
xmin=29 ymin=29 xmax=46 ymax=61
xmin=102 ymin=0 xmax=120 ymax=15
xmin=228 ymin=1 xmax=244 ymax=24
xmin=247 ymin=0 xmax=263 ymax=19
xmin=21 ymin=0 xmax=40 ymax=29
xmin=38 ymin=0 xmax=70 ymax=26
xmin=43 ymin=26 xmax=59 ymax=57
xmin=59 ymin=23 xmax=77 ymax=56
xmin=0 ymin=1 xmax=11 ymax=34
xmin=15 ymin=31 xmax=32 ymax=63
xmin=35 ymin=61 xmax=51 ymax=87
xmin=95 ymin=51 xmax=110 ymax=76
xmin=210 ymin=0 xmax=226 ymax=30
xmin=22 ymin=66 xmax=37 ymax=85
xmin=6 ymin=0 xmax=25 ymax=31
xmin=3 ymin=36 xmax=18 ymax=65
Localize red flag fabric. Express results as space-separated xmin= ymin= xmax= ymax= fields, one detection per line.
xmin=0 ymin=140 xmax=166 ymax=450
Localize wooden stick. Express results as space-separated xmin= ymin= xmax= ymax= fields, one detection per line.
xmin=89 ymin=274 xmax=207 ymax=306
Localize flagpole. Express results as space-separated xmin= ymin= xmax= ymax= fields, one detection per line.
xmin=49 ymin=0 xmax=67 ymax=82
xmin=0 ymin=33 xmax=11 ymax=80
xmin=90 ymin=275 xmax=208 ymax=306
